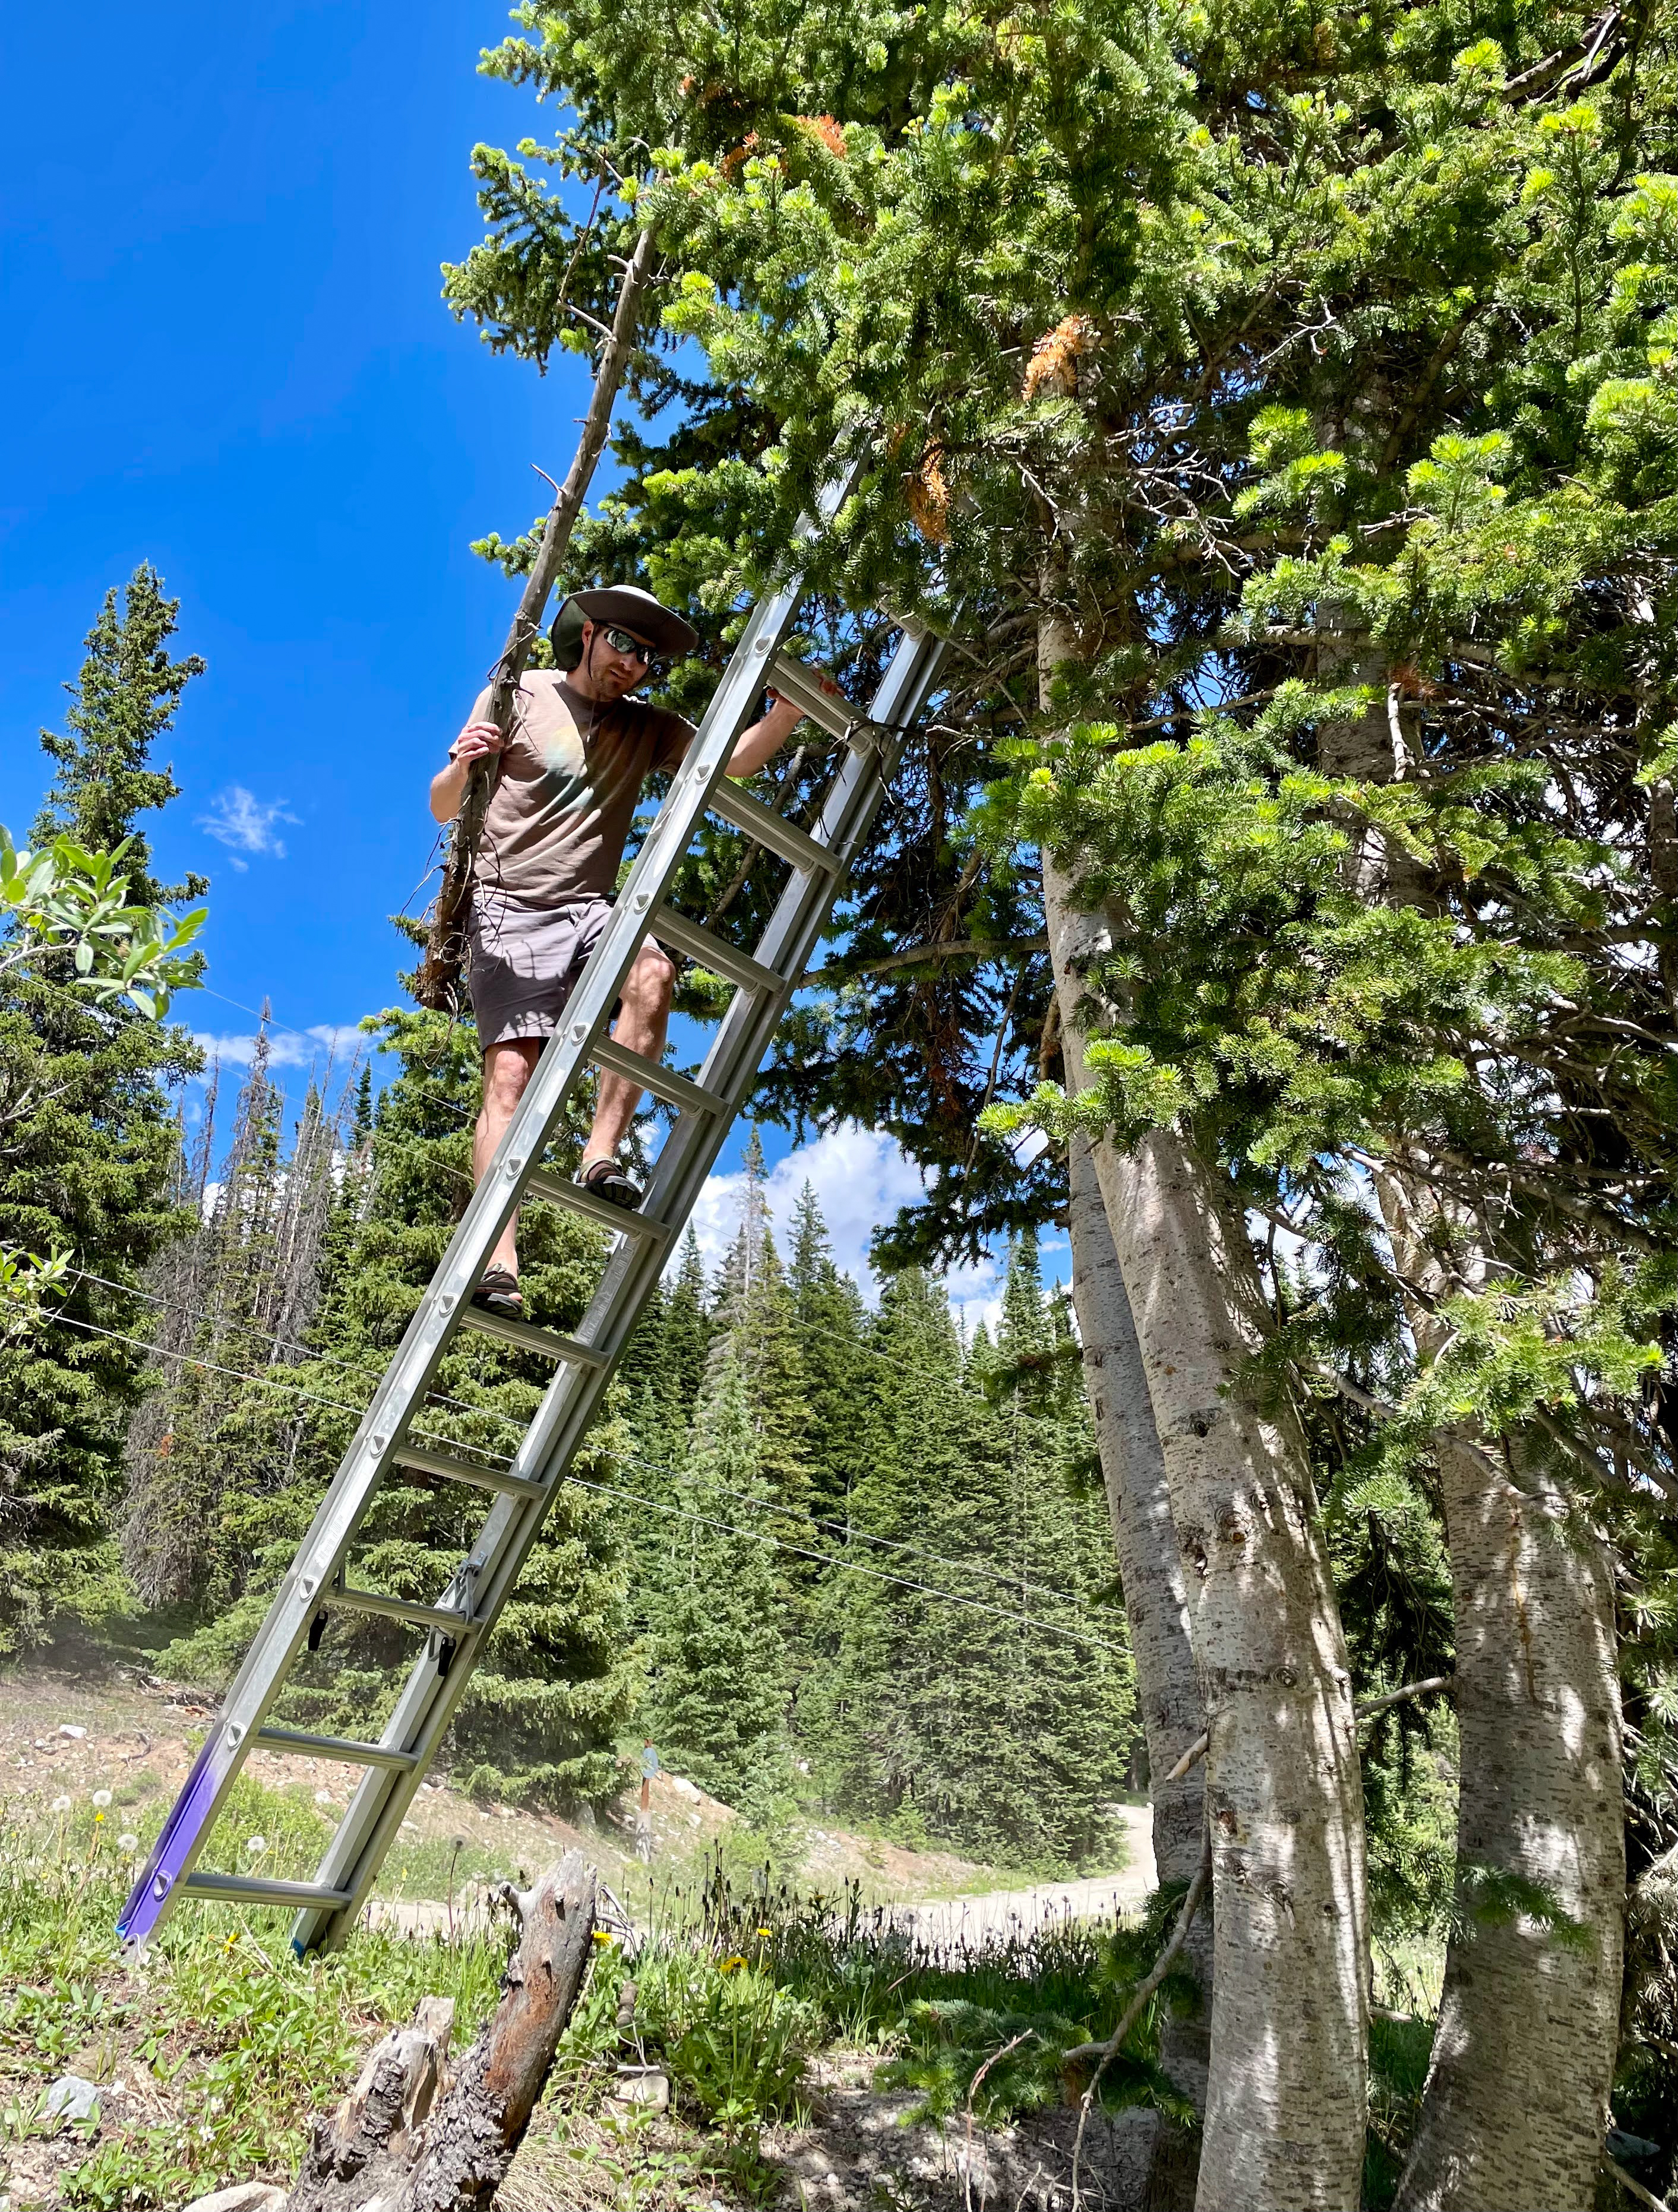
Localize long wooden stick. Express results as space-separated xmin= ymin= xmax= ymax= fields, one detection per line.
xmin=1069 ymin=1830 xmax=1213 ymax=2210
xmin=416 ymin=226 xmax=661 ymax=1012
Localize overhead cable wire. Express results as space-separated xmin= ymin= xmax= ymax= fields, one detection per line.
xmin=176 ymin=992 xmax=1086 ymax=1439
xmin=61 ymin=1267 xmax=1085 ymax=1607
xmin=63 ymin=1255 xmax=1088 ymax=1603
xmin=42 ymin=1310 xmax=1122 ymax=1654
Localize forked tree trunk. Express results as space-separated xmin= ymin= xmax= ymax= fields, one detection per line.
xmin=1039 ymin=854 xmax=1368 ymax=2206
xmin=1316 ymin=675 xmax=1628 ymax=2211
xmin=1081 ymin=1115 xmax=1370 ymax=2212
xmin=1065 ymin=1132 xmax=1210 ymax=2211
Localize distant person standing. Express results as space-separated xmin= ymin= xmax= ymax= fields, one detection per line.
xmin=429 ymin=586 xmax=808 ymax=1319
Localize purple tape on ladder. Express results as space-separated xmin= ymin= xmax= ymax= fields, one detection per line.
xmin=116 ymin=1732 xmax=224 ymax=1947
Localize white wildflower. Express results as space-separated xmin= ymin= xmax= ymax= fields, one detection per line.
xmin=244 ymin=1834 xmax=268 ymax=1856
xmin=91 ymin=1789 xmax=112 ymax=1809
xmin=50 ymin=1794 xmax=72 ymax=1814
xmin=118 ymin=1833 xmax=139 ymax=1853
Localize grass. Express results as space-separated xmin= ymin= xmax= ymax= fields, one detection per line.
xmin=0 ymin=1807 xmax=1440 ymax=2212
xmin=0 ymin=1784 xmax=508 ymax=2210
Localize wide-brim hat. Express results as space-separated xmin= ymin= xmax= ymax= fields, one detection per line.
xmin=551 ymin=585 xmax=699 ymax=669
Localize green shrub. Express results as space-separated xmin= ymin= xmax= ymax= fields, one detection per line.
xmin=634 ymin=1944 xmax=820 ymax=2134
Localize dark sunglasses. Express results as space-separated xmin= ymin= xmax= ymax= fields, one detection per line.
xmin=601 ymin=624 xmax=666 ymax=675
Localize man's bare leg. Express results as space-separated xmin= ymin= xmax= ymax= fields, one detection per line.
xmin=580 ymin=941 xmax=677 ymax=1173
xmin=475 ymin=1037 xmax=542 ymax=1280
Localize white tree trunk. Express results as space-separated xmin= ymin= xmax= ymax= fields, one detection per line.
xmin=1394 ymin=1436 xmax=1625 ymax=2211
xmin=1042 ymin=886 xmax=1368 ymax=2207
xmin=1084 ymin=1113 xmax=1370 ymax=2212
xmin=1316 ymin=676 xmax=1628 ymax=2210
xmin=1066 ymin=1132 xmax=1209 ymax=2208
xmin=1036 ymin=606 xmax=1368 ymax=2207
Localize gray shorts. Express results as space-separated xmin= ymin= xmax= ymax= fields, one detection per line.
xmin=467 ymin=891 xmax=618 ymax=1049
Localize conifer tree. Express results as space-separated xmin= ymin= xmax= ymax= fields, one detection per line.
xmin=662 ymin=1226 xmax=713 ymax=1412
xmin=643 ymin=1352 xmax=792 ymax=1814
xmin=787 ymin=1183 xmax=869 ymax=1523
xmin=160 ymin=1000 xmax=636 ymax=1809
xmin=123 ymin=1032 xmax=359 ymax=1607
xmin=814 ymin=1265 xmax=1133 ymax=1866
xmin=0 ymin=569 xmax=204 ymax=1650
xmin=31 ymin=563 xmax=208 ymax=912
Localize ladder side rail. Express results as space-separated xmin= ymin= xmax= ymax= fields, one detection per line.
xmin=289 ymin=620 xmax=944 ymax=1950
xmin=119 ymin=557 xmax=825 ymax=1953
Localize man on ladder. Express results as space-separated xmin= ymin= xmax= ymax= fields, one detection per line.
xmin=429 ymin=584 xmax=808 ymax=1319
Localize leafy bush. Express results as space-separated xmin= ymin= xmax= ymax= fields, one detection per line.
xmin=636 ymin=1946 xmax=819 ymax=2134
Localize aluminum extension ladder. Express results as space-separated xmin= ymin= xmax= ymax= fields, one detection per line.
xmin=118 ymin=514 xmax=947 ymax=1958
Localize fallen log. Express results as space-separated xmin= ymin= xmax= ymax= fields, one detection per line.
xmin=181 ymin=1852 xmax=598 ymax=2212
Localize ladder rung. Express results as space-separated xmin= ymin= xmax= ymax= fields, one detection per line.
xmin=393 ymin=1441 xmax=545 ymax=1500
xmin=770 ymin=654 xmax=871 ymax=745
xmin=653 ymin=906 xmax=783 ymax=996
xmin=184 ymin=1872 xmax=355 ymax=1909
xmin=326 ymin=1585 xmax=475 ymax=1634
xmin=456 ymin=1306 xmax=609 ymax=1369
xmin=254 ymin=1726 xmax=418 ymax=1771
xmin=708 ymin=783 xmax=838 ymax=876
xmin=590 ymin=1036 xmax=729 ymax=1121
xmin=523 ymin=1166 xmax=672 ymax=1239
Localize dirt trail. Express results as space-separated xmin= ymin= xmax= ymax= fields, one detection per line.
xmin=884 ymin=1815 xmax=1155 ymax=1947
xmin=0 ymin=1657 xmax=1145 ymax=1926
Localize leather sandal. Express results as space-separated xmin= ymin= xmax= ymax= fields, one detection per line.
xmin=574 ymin=1156 xmax=644 ymax=1211
xmin=470 ymin=1265 xmax=523 ymax=1317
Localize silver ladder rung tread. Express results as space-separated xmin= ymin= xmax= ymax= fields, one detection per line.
xmin=184 ymin=1872 xmax=355 ymax=1909
xmin=708 ymin=781 xmax=838 ymax=875
xmin=326 ymin=1585 xmax=475 ymax=1634
xmin=254 ymin=1726 xmax=418 ymax=1770
xmin=589 ymin=1035 xmax=728 ymax=1121
xmin=456 ymin=1305 xmax=608 ymax=1368
xmin=393 ymin=1441 xmax=545 ymax=1500
xmin=523 ymin=1165 xmax=672 ymax=1239
xmin=770 ymin=653 xmax=873 ymax=745
xmin=653 ymin=906 xmax=783 ymax=995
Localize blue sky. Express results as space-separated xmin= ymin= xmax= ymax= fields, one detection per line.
xmin=1 ymin=0 xmax=1047 ymax=1321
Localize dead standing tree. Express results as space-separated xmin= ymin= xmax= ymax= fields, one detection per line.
xmin=182 ymin=1855 xmax=598 ymax=2212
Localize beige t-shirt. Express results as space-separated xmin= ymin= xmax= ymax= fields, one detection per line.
xmin=469 ymin=673 xmax=694 ymax=908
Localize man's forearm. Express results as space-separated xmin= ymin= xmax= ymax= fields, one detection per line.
xmin=430 ymin=761 xmax=469 ymax=822
xmin=726 ymin=705 xmax=804 ymax=778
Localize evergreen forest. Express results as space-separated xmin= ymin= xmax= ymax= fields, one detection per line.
xmin=4 ymin=0 xmax=1678 ymax=2207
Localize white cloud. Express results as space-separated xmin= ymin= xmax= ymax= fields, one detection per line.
xmin=676 ymin=1123 xmax=1004 ymax=1336
xmin=192 ymin=1023 xmax=364 ymax=1072
xmin=197 ymin=787 xmax=300 ymax=869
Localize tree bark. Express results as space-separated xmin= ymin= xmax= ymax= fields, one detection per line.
xmin=1314 ymin=670 xmax=1628 ymax=2212
xmin=1393 ymin=1436 xmax=1625 ymax=2212
xmin=1082 ymin=1115 xmax=1370 ymax=2212
xmin=283 ymin=1853 xmax=598 ymax=2212
xmin=1065 ymin=1132 xmax=1210 ymax=2210
xmin=1038 ymin=618 xmax=1369 ymax=2208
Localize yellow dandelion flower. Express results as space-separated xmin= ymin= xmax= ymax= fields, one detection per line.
xmin=719 ymin=1954 xmax=747 ymax=1973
